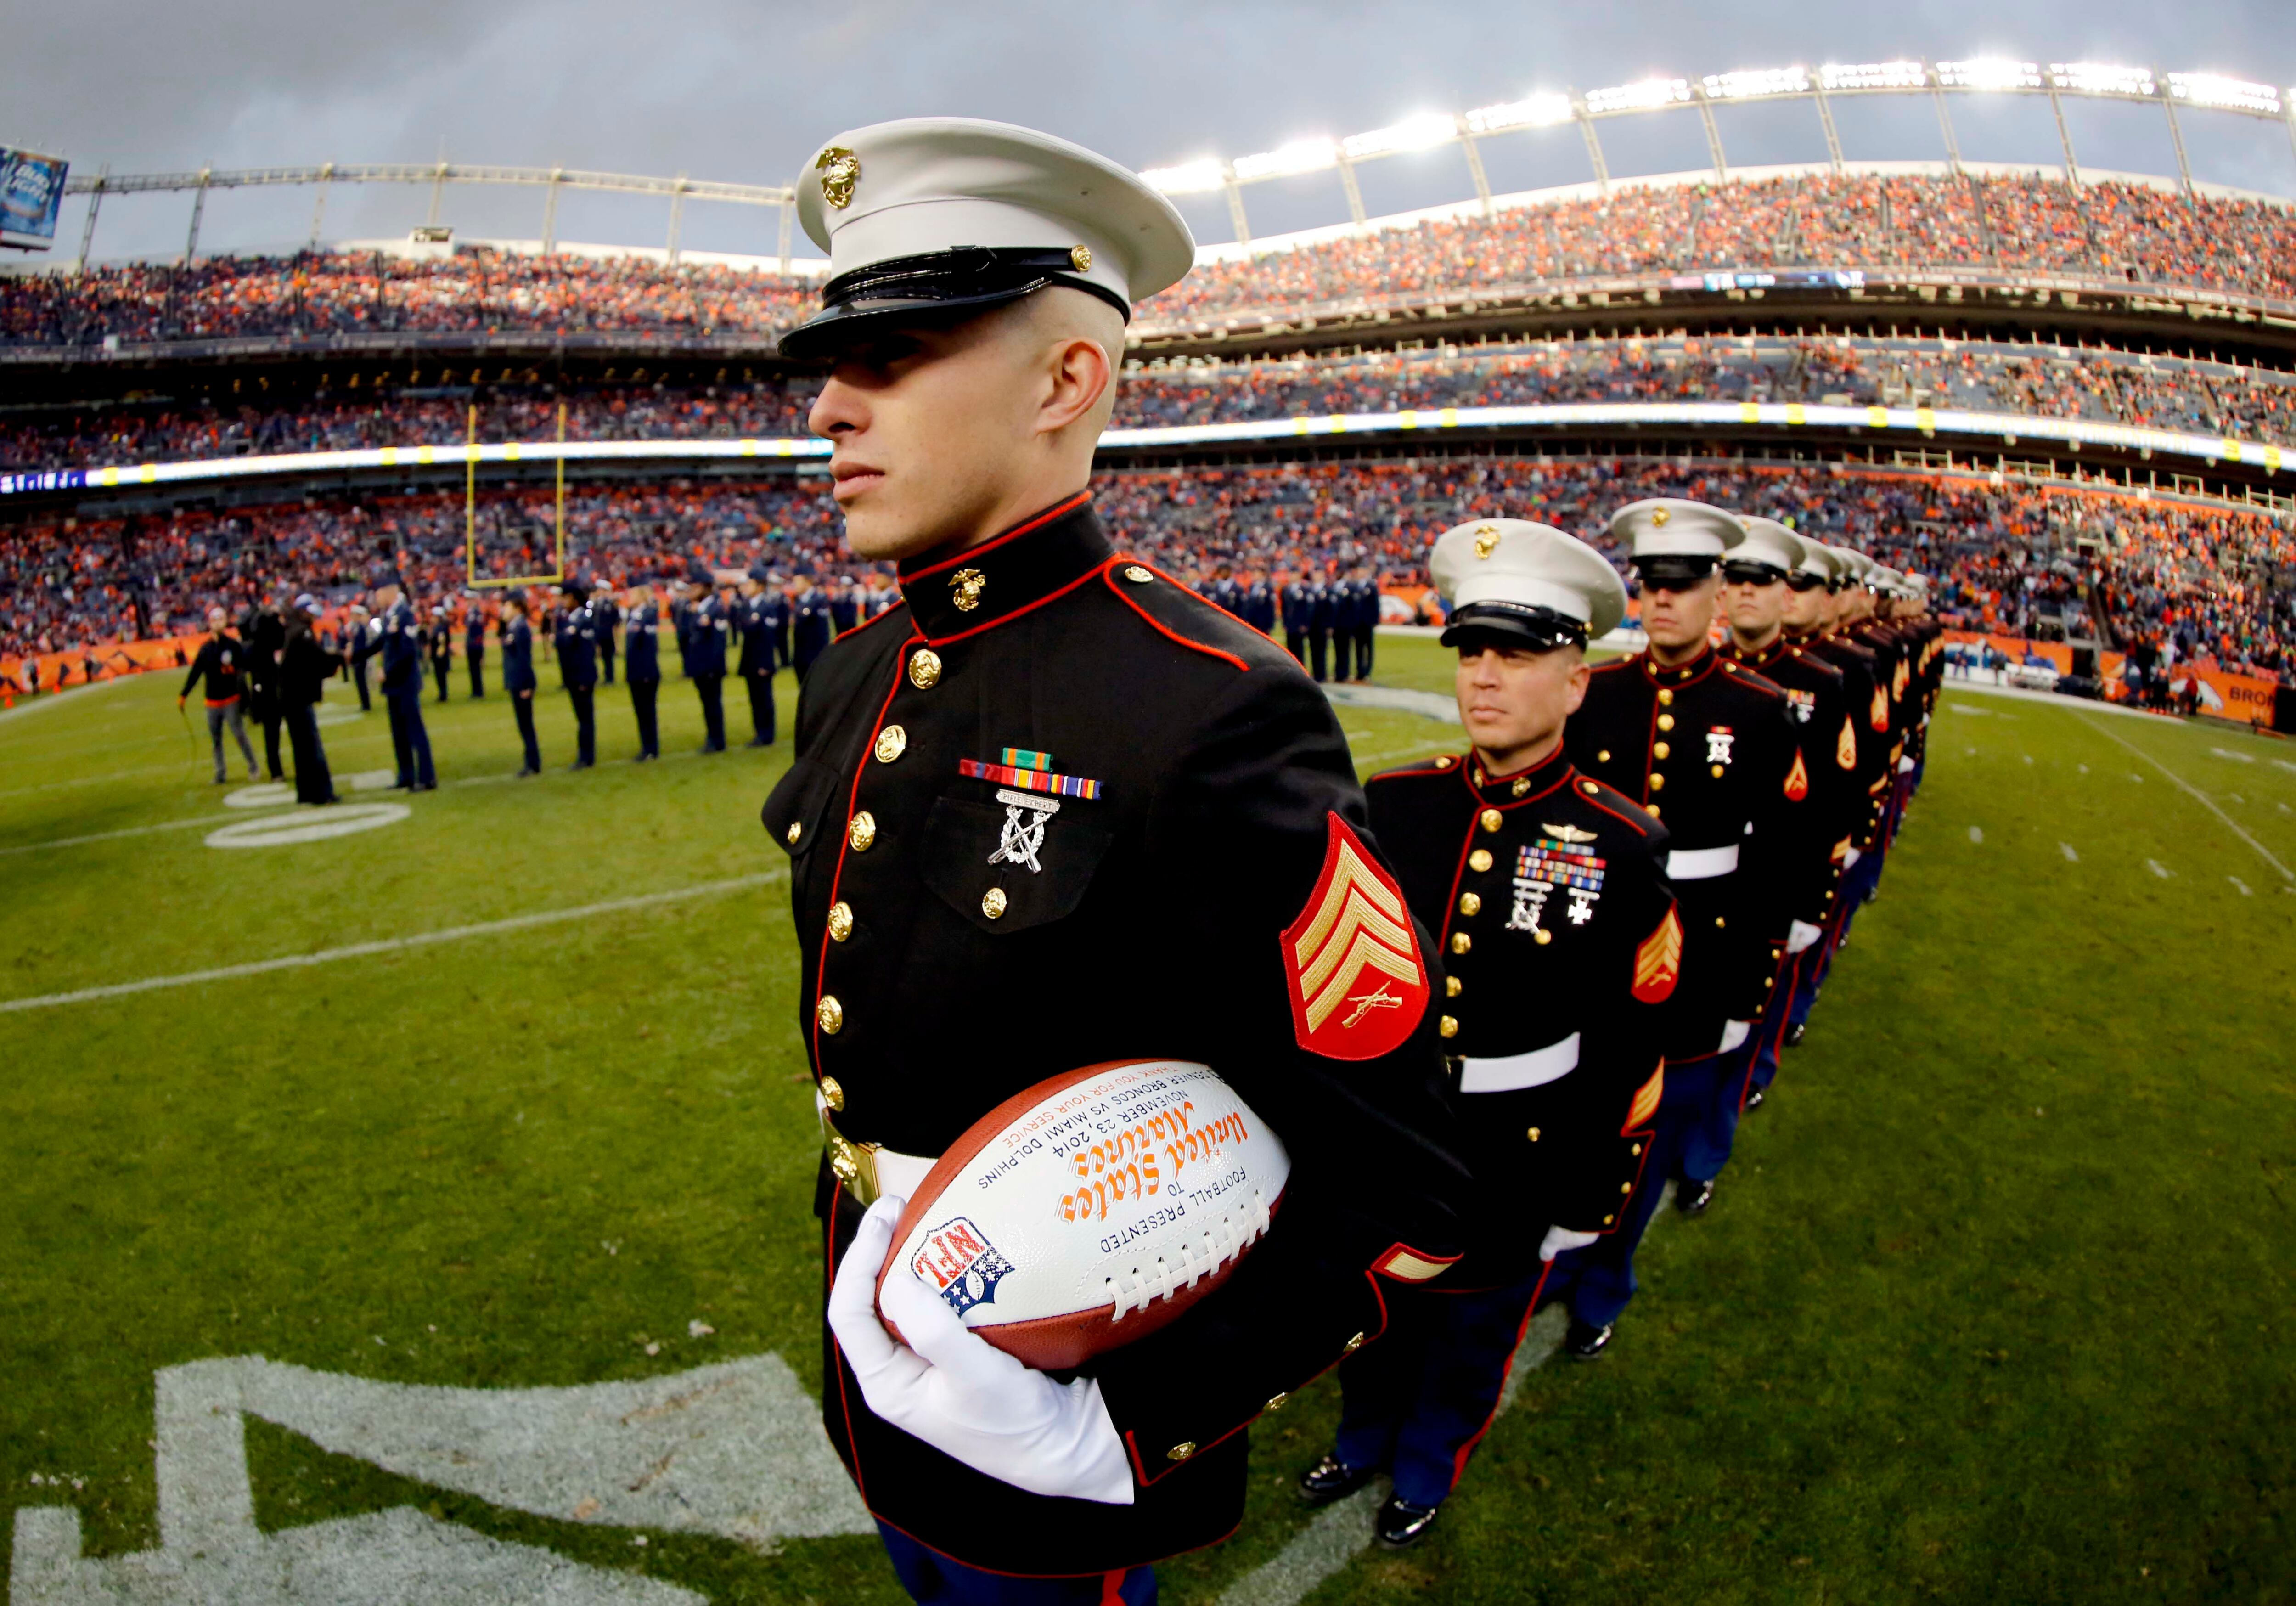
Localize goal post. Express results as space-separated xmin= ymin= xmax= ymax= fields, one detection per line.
xmin=464 ymin=401 xmax=568 ymax=588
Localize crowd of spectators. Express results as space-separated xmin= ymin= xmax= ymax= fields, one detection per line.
xmin=8 ymin=459 xmax=2287 ymax=687
xmin=7 ymin=333 xmax=2294 ymax=473
xmin=4 ymin=172 xmax=2294 ymax=354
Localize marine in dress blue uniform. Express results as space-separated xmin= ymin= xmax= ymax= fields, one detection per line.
xmin=1709 ymin=518 xmax=1857 ymax=1129
xmin=1305 ymin=519 xmax=1676 ymax=1550
xmin=624 ymin=582 xmax=664 ymax=760
xmin=1547 ymin=500 xmax=1807 ymax=1356
xmin=737 ymin=565 xmax=787 ymax=747
xmin=554 ymin=579 xmax=600 ymax=769
xmin=357 ymin=575 xmax=435 ymax=790
xmin=686 ymin=568 xmax=730 ymax=752
xmin=769 ymin=117 xmax=1473 ymax=1603
xmin=499 ymin=590 xmax=543 ymax=775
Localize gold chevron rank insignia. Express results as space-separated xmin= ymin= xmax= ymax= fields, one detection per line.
xmin=1281 ymin=814 xmax=1429 ymax=1059
xmin=1837 ymin=713 xmax=1859 ymax=770
xmin=1631 ymin=905 xmax=1682 ymax=1004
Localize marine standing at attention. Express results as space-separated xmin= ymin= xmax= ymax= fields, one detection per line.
xmin=762 ymin=118 xmax=1470 ymax=1605
xmin=686 ymin=567 xmax=729 ymax=753
xmin=1301 ymin=519 xmax=1677 ymax=1549
xmin=1546 ymin=499 xmax=1803 ymax=1358
xmin=623 ymin=581 xmax=663 ymax=761
xmin=554 ymin=577 xmax=599 ymax=771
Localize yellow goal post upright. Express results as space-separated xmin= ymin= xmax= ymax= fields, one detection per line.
xmin=464 ymin=401 xmax=568 ymax=588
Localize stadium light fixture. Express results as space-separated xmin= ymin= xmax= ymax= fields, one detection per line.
xmin=1701 ymin=67 xmax=1811 ymax=101
xmin=1936 ymin=59 xmax=2043 ymax=91
xmin=1231 ymin=139 xmax=1341 ymax=181
xmin=1342 ymin=114 xmax=1462 ymax=159
xmin=1585 ymin=78 xmax=1693 ymax=116
xmin=1463 ymin=94 xmax=1576 ymax=133
xmin=2167 ymin=72 xmax=2282 ymax=114
xmin=1140 ymin=158 xmax=1229 ymax=196
xmin=1819 ymin=62 xmax=1928 ymax=92
xmin=2049 ymin=62 xmax=2155 ymax=97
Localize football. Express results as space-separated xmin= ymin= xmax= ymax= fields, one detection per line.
xmin=878 ymin=1060 xmax=1291 ymax=1370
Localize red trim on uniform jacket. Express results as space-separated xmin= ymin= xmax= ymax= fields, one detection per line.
xmin=924 ymin=562 xmax=1112 ymax=648
xmin=1446 ymin=1262 xmax=1553 ymax=1487
xmin=898 ymin=490 xmax=1093 ymax=583
xmin=1100 ymin=560 xmax=1252 ymax=672
xmin=809 ymin=635 xmax=917 ymax=1068
xmin=1122 ymin=1269 xmax=1395 ymax=1489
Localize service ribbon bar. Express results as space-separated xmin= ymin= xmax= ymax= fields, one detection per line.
xmin=961 ymin=759 xmax=1105 ymax=800
xmin=1000 ymin=748 xmax=1054 ymax=772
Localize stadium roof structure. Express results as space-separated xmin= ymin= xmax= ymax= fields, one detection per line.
xmin=45 ymin=59 xmax=2296 ymax=269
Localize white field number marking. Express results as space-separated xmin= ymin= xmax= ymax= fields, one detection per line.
xmin=206 ymin=804 xmax=411 ymax=849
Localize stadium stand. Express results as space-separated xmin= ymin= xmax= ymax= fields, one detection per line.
xmin=6 ymin=463 xmax=2288 ymax=687
xmin=6 ymin=336 xmax=2296 ymax=471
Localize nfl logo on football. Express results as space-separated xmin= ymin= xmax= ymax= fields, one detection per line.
xmin=912 ymin=1217 xmax=1017 ymax=1316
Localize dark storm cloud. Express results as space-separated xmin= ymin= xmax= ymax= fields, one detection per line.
xmin=12 ymin=0 xmax=2295 ymax=260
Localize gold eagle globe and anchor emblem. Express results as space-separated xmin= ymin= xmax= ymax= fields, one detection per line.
xmin=951 ymin=568 xmax=987 ymax=612
xmin=816 ymin=147 xmax=860 ymax=209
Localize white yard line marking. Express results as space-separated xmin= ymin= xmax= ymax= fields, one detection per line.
xmin=206 ymin=804 xmax=410 ymax=849
xmin=1968 ymin=825 xmax=1984 ymax=843
xmin=2229 ymin=876 xmax=2254 ymax=896
xmin=2277 ymin=759 xmax=2296 ymax=775
xmin=2230 ymin=793 xmax=2245 ymax=803
xmin=2147 ymin=859 xmax=2172 ymax=879
xmin=0 ymin=872 xmax=783 ymax=1014
xmin=2060 ymin=842 xmax=2079 ymax=862
xmin=2080 ymin=715 xmax=2295 ymax=885
xmin=1948 ymin=703 xmax=1992 ymax=716
xmin=2211 ymin=747 xmax=2256 ymax=763
xmin=0 ymin=813 xmax=234 ymax=856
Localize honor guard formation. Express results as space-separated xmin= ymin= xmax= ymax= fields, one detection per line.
xmin=751 ymin=118 xmax=1941 ymax=1601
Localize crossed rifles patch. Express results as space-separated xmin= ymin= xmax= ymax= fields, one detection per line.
xmin=1282 ymin=814 xmax=1429 ymax=1060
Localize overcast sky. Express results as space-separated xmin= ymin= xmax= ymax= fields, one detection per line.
xmin=12 ymin=0 xmax=2296 ymax=264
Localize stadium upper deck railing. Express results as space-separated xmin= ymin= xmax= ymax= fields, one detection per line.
xmin=42 ymin=59 xmax=2296 ymax=268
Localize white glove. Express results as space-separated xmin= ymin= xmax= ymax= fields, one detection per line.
xmin=828 ymin=1195 xmax=1136 ymax=1506
xmin=1719 ymin=1019 xmax=1751 ymax=1053
xmin=1898 ymin=755 xmax=1916 ymax=773
xmin=1540 ymin=1225 xmax=1600 ymax=1262
xmin=1785 ymin=919 xmax=1824 ymax=955
xmin=1842 ymin=847 xmax=1863 ymax=869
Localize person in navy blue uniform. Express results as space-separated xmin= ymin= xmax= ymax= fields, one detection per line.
xmin=1302 ymin=518 xmax=1673 ymax=1550
xmin=737 ymin=564 xmax=787 ymax=747
xmin=827 ymin=574 xmax=860 ymax=634
xmin=767 ymin=116 xmax=1471 ymax=1604
xmin=1239 ymin=568 xmax=1275 ymax=634
xmin=342 ymin=604 xmax=373 ymax=710
xmin=623 ymin=581 xmax=663 ymax=760
xmin=356 ymin=573 xmax=436 ymax=790
xmin=1306 ymin=567 xmax=1338 ymax=682
xmin=685 ymin=565 xmax=729 ymax=753
xmin=499 ymin=588 xmax=543 ymax=775
xmin=1280 ymin=571 xmax=1318 ymax=674
xmin=555 ymin=578 xmax=600 ymax=769
xmin=463 ymin=601 xmax=487 ymax=698
xmin=791 ymin=572 xmax=834 ymax=680
xmin=280 ymin=594 xmax=341 ymax=806
xmin=1714 ymin=518 xmax=1858 ymax=1119
xmin=1548 ymin=499 xmax=1806 ymax=1358
xmin=593 ymin=586 xmax=621 ymax=686
xmin=1204 ymin=561 xmax=1239 ymax=616
xmin=1349 ymin=566 xmax=1380 ymax=681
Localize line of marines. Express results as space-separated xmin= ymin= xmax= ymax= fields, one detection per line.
xmin=757 ymin=115 xmax=1946 ymax=1604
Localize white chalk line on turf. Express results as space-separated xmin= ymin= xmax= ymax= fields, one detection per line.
xmin=2078 ymin=715 xmax=2294 ymax=885
xmin=0 ymin=871 xmax=784 ymax=1014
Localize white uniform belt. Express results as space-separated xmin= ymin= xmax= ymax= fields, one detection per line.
xmin=1459 ymin=1031 xmax=1581 ymax=1093
xmin=1667 ymin=844 xmax=1740 ymax=880
xmin=873 ymin=1149 xmax=937 ymax=1201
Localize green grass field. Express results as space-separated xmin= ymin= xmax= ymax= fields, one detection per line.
xmin=3 ymin=639 xmax=2292 ymax=1605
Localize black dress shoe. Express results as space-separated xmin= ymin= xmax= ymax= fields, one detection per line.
xmin=1676 ymin=1177 xmax=1716 ymax=1216
xmin=746 ymin=736 xmax=771 ymax=749
xmin=411 ymin=781 xmax=438 ymax=792
xmin=1374 ymin=1496 xmax=1440 ymax=1549
xmin=570 ymin=758 xmax=593 ymax=771
xmin=515 ymin=765 xmax=540 ymax=778
xmin=1784 ymin=1022 xmax=1806 ymax=1048
xmin=1743 ymin=1086 xmax=1766 ymax=1112
xmin=1564 ymin=1319 xmax=1614 ymax=1360
xmin=1297 ymin=1455 xmax=1376 ymax=1506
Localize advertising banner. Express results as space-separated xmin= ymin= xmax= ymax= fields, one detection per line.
xmin=0 ymin=147 xmax=69 ymax=250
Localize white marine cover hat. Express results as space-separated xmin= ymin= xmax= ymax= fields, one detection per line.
xmin=1732 ymin=515 xmax=1810 ymax=577
xmin=782 ymin=118 xmax=1197 ymax=360
xmin=1431 ymin=518 xmax=1628 ymax=647
xmin=1606 ymin=499 xmax=1747 ymax=580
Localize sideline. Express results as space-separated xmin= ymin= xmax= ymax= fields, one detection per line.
xmin=0 ymin=871 xmax=785 ymax=1014
xmin=1941 ymin=679 xmax=2161 ymax=719
xmin=2077 ymin=715 xmax=2294 ymax=884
